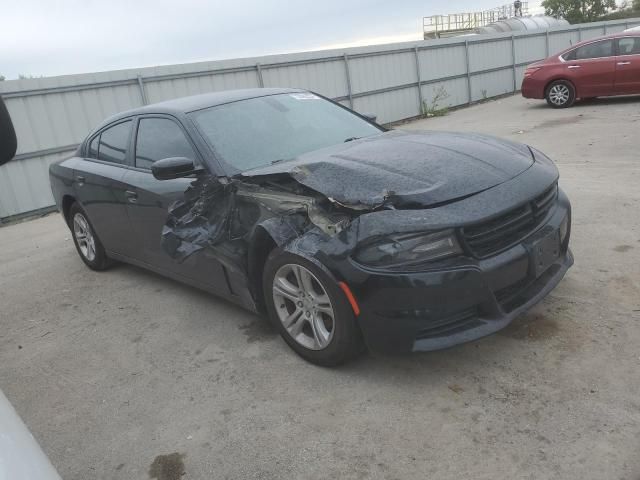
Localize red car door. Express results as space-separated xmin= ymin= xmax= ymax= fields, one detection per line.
xmin=563 ymin=39 xmax=616 ymax=97
xmin=614 ymin=37 xmax=640 ymax=94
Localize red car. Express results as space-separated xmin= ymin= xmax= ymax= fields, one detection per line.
xmin=522 ymin=32 xmax=640 ymax=108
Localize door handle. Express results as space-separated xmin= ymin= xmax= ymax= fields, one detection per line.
xmin=75 ymin=175 xmax=85 ymax=185
xmin=125 ymin=190 xmax=138 ymax=203
xmin=617 ymin=61 xmax=631 ymax=66
xmin=567 ymin=65 xmax=581 ymax=69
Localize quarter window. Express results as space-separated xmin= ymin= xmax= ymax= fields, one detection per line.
xmin=88 ymin=135 xmax=99 ymax=159
xmin=564 ymin=40 xmax=614 ymax=61
xmin=97 ymin=121 xmax=132 ymax=164
xmin=135 ymin=118 xmax=196 ymax=169
xmin=618 ymin=37 xmax=640 ymax=56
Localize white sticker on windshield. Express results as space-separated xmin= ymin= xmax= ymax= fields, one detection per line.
xmin=290 ymin=93 xmax=320 ymax=100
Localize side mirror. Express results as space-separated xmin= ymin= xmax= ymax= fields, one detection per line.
xmin=362 ymin=112 xmax=378 ymax=123
xmin=151 ymin=157 xmax=202 ymax=180
xmin=0 ymin=97 xmax=17 ymax=166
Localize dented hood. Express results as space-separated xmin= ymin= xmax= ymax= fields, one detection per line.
xmin=241 ymin=130 xmax=534 ymax=209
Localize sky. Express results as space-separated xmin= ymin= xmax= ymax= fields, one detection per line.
xmin=1 ymin=0 xmax=544 ymax=80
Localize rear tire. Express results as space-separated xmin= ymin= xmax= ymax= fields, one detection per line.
xmin=545 ymin=80 xmax=576 ymax=108
xmin=69 ymin=203 xmax=113 ymax=271
xmin=262 ymin=249 xmax=362 ymax=366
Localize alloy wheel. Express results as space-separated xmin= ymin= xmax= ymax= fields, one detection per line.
xmin=272 ymin=264 xmax=335 ymax=350
xmin=548 ymin=84 xmax=570 ymax=106
xmin=73 ymin=213 xmax=96 ymax=262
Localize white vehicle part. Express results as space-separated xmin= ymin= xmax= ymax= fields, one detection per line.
xmin=0 ymin=390 xmax=61 ymax=480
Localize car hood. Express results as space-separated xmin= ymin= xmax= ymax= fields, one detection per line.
xmin=240 ymin=130 xmax=534 ymax=210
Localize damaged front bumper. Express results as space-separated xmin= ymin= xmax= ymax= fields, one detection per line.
xmin=333 ymin=191 xmax=573 ymax=355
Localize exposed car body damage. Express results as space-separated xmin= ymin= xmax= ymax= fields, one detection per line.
xmin=157 ymin=171 xmax=352 ymax=309
xmin=160 ymin=129 xmax=539 ymax=268
xmin=240 ymin=130 xmax=535 ymax=210
xmin=160 ymin=173 xmax=354 ymax=272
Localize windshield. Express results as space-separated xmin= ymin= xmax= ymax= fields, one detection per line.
xmin=191 ymin=93 xmax=382 ymax=172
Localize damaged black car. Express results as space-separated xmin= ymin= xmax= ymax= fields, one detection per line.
xmin=49 ymin=88 xmax=573 ymax=366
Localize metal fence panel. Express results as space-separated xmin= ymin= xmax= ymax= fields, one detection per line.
xmin=353 ymin=87 xmax=421 ymax=124
xmin=471 ymin=69 xmax=514 ymax=102
xmin=262 ymin=60 xmax=348 ymax=99
xmin=515 ymin=35 xmax=547 ymax=64
xmin=421 ymin=77 xmax=469 ymax=110
xmin=548 ymin=30 xmax=577 ymax=55
xmin=581 ymin=25 xmax=606 ymax=41
xmin=1 ymin=17 xmax=638 ymax=219
xmin=468 ymin=38 xmax=512 ymax=72
xmin=418 ymin=45 xmax=467 ymax=82
xmin=145 ymin=70 xmax=260 ymax=104
xmin=349 ymin=51 xmax=417 ymax=94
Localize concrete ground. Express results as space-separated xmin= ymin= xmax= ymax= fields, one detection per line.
xmin=1 ymin=95 xmax=639 ymax=480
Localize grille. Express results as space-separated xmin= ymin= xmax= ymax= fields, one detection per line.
xmin=462 ymin=183 xmax=557 ymax=258
xmin=415 ymin=307 xmax=484 ymax=340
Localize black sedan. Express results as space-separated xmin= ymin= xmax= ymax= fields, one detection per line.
xmin=49 ymin=88 xmax=573 ymax=366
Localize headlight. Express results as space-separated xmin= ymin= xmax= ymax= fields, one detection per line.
xmin=354 ymin=230 xmax=462 ymax=267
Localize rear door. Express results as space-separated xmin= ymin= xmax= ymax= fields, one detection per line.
xmin=615 ymin=36 xmax=640 ymax=94
xmin=122 ymin=115 xmax=230 ymax=294
xmin=562 ymin=39 xmax=616 ymax=97
xmin=74 ymin=119 xmax=135 ymax=256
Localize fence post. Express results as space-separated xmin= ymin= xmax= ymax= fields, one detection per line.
xmin=545 ymin=29 xmax=550 ymax=57
xmin=603 ymin=24 xmax=607 ymax=35
xmin=414 ymin=46 xmax=425 ymax=115
xmin=511 ymin=34 xmax=517 ymax=93
xmin=343 ymin=53 xmax=354 ymax=109
xmin=577 ymin=26 xmax=582 ymax=41
xmin=137 ymin=75 xmax=148 ymax=105
xmin=256 ymin=63 xmax=264 ymax=88
xmin=464 ymin=40 xmax=472 ymax=104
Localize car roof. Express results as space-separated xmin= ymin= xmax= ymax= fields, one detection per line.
xmin=96 ymin=87 xmax=305 ymax=130
xmin=562 ymin=30 xmax=640 ymax=52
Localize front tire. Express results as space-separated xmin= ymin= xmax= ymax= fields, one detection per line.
xmin=69 ymin=203 xmax=113 ymax=271
xmin=546 ymin=80 xmax=576 ymax=108
xmin=263 ymin=249 xmax=362 ymax=366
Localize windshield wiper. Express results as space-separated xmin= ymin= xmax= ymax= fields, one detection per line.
xmin=270 ymin=158 xmax=288 ymax=165
xmin=343 ymin=136 xmax=361 ymax=143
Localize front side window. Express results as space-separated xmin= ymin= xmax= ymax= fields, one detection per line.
xmin=135 ymin=118 xmax=196 ymax=169
xmin=564 ymin=40 xmax=614 ymax=61
xmin=618 ymin=37 xmax=640 ymax=56
xmin=97 ymin=121 xmax=131 ymax=164
xmin=191 ymin=93 xmax=382 ymax=172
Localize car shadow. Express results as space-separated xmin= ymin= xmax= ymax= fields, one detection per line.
xmin=108 ymin=259 xmax=565 ymax=376
xmin=573 ymin=95 xmax=640 ymax=108
xmin=112 ymin=261 xmax=276 ymax=333
xmin=527 ymin=94 xmax=640 ymax=110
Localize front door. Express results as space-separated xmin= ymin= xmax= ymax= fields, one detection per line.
xmin=563 ymin=39 xmax=616 ymax=97
xmin=123 ymin=115 xmax=230 ymax=295
xmin=615 ymin=37 xmax=640 ymax=94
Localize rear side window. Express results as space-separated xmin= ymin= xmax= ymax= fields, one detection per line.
xmin=135 ymin=118 xmax=196 ymax=169
xmin=618 ymin=37 xmax=640 ymax=56
xmin=564 ymin=40 xmax=614 ymax=61
xmin=97 ymin=121 xmax=132 ymax=164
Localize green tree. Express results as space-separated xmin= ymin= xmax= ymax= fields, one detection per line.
xmin=542 ymin=0 xmax=617 ymax=23
xmin=634 ymin=0 xmax=640 ymax=11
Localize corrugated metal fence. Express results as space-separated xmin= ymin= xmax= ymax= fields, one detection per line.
xmin=1 ymin=17 xmax=638 ymax=220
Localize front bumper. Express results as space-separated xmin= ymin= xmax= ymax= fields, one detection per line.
xmin=346 ymin=194 xmax=573 ymax=354
xmin=521 ymin=76 xmax=546 ymax=99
